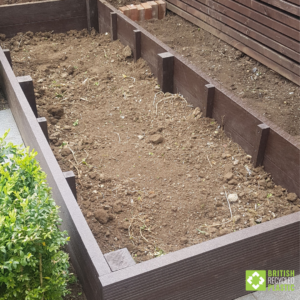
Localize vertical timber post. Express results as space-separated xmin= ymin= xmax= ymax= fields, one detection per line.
xmin=63 ymin=171 xmax=77 ymax=201
xmin=203 ymin=84 xmax=215 ymax=118
xmin=37 ymin=117 xmax=49 ymax=143
xmin=110 ymin=12 xmax=118 ymax=41
xmin=133 ymin=30 xmax=141 ymax=62
xmin=17 ymin=75 xmax=38 ymax=118
xmin=3 ymin=49 xmax=12 ymax=67
xmin=252 ymin=124 xmax=270 ymax=167
xmin=86 ymin=0 xmax=99 ymax=33
xmin=157 ymin=52 xmax=174 ymax=93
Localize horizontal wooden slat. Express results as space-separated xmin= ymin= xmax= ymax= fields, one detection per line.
xmin=0 ymin=0 xmax=87 ymax=37
xmin=190 ymin=0 xmax=300 ymax=60
xmin=284 ymin=0 xmax=300 ymax=5
xmin=100 ymin=215 xmax=299 ymax=299
xmin=167 ymin=0 xmax=300 ymax=83
xmin=234 ymin=0 xmax=300 ymax=31
xmin=260 ymin=0 xmax=300 ymax=16
xmin=209 ymin=0 xmax=300 ymax=43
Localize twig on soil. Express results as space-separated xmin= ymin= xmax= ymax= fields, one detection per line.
xmin=115 ymin=132 xmax=121 ymax=142
xmin=206 ymin=155 xmax=212 ymax=168
xmin=128 ymin=216 xmax=150 ymax=243
xmin=153 ymin=91 xmax=163 ymax=106
xmin=68 ymin=147 xmax=79 ymax=165
xmin=129 ymin=178 xmax=138 ymax=184
xmin=83 ymin=150 xmax=89 ymax=161
xmin=18 ymin=35 xmax=24 ymax=48
xmin=155 ymin=94 xmax=187 ymax=115
xmin=198 ymin=219 xmax=232 ymax=228
xmin=223 ymin=186 xmax=233 ymax=220
xmin=68 ymin=160 xmax=80 ymax=178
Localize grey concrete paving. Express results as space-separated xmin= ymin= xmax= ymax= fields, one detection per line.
xmin=236 ymin=275 xmax=300 ymax=300
xmin=0 ymin=108 xmax=24 ymax=146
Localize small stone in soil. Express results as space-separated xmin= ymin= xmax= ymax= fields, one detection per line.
xmin=224 ymin=172 xmax=233 ymax=181
xmin=61 ymin=147 xmax=72 ymax=156
xmin=122 ymin=45 xmax=132 ymax=58
xmin=219 ymin=228 xmax=230 ymax=236
xmin=180 ymin=237 xmax=188 ymax=244
xmin=287 ymin=193 xmax=297 ymax=202
xmin=228 ymin=194 xmax=238 ymax=203
xmin=95 ymin=209 xmax=109 ymax=224
xmin=149 ymin=134 xmax=164 ymax=144
xmin=47 ymin=105 xmax=64 ymax=119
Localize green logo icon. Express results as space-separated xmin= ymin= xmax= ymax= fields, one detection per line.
xmin=246 ymin=270 xmax=266 ymax=291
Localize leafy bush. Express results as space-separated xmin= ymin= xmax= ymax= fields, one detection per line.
xmin=0 ymin=131 xmax=70 ymax=299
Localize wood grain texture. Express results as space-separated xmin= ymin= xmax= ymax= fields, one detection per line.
xmin=0 ymin=47 xmax=111 ymax=300
xmin=260 ymin=0 xmax=300 ymax=16
xmin=133 ymin=30 xmax=141 ymax=62
xmin=234 ymin=0 xmax=300 ymax=31
xmin=252 ymin=124 xmax=270 ymax=167
xmin=210 ymin=0 xmax=300 ymax=42
xmin=110 ymin=12 xmax=118 ymax=41
xmin=203 ymin=84 xmax=215 ymax=118
xmin=173 ymin=0 xmax=300 ymax=74
xmin=0 ymin=0 xmax=87 ymax=37
xmin=167 ymin=2 xmax=300 ymax=85
xmin=3 ymin=49 xmax=12 ymax=67
xmin=17 ymin=75 xmax=38 ymax=118
xmin=63 ymin=171 xmax=77 ymax=201
xmin=86 ymin=0 xmax=99 ymax=31
xmin=191 ymin=0 xmax=300 ymax=57
xmin=37 ymin=117 xmax=49 ymax=143
xmin=284 ymin=0 xmax=299 ymax=5
xmin=100 ymin=213 xmax=299 ymax=299
xmin=157 ymin=52 xmax=174 ymax=93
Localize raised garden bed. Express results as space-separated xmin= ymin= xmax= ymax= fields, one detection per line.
xmin=0 ymin=0 xmax=299 ymax=299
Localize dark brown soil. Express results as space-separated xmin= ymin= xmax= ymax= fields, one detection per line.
xmin=106 ymin=1 xmax=300 ymax=137
xmin=2 ymin=29 xmax=299 ymax=266
xmin=138 ymin=12 xmax=300 ymax=137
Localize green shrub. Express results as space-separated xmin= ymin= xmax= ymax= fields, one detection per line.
xmin=0 ymin=130 xmax=70 ymax=299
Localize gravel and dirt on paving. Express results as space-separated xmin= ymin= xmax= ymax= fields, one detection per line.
xmin=1 ymin=29 xmax=299 ymax=266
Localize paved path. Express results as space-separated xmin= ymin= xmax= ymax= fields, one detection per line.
xmin=0 ymin=108 xmax=24 ymax=145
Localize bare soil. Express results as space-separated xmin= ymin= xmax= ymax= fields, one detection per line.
xmin=1 ymin=30 xmax=299 ymax=267
xmin=107 ymin=0 xmax=300 ymax=137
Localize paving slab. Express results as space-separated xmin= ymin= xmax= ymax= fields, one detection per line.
xmin=0 ymin=108 xmax=24 ymax=146
xmin=236 ymin=275 xmax=300 ymax=300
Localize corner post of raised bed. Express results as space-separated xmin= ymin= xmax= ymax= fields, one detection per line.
xmin=203 ymin=84 xmax=215 ymax=118
xmin=110 ymin=12 xmax=118 ymax=41
xmin=37 ymin=117 xmax=49 ymax=143
xmin=3 ymin=49 xmax=12 ymax=67
xmin=157 ymin=52 xmax=174 ymax=93
xmin=252 ymin=124 xmax=270 ymax=167
xmin=63 ymin=171 xmax=77 ymax=201
xmin=133 ymin=30 xmax=141 ymax=62
xmin=86 ymin=0 xmax=99 ymax=33
xmin=17 ymin=75 xmax=38 ymax=118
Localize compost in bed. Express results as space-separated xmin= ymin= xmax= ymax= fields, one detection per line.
xmin=1 ymin=29 xmax=299 ymax=263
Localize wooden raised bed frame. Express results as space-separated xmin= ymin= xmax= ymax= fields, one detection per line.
xmin=0 ymin=0 xmax=299 ymax=299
